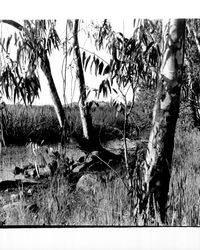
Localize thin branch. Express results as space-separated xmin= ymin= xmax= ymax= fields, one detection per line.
xmin=1 ymin=20 xmax=23 ymax=31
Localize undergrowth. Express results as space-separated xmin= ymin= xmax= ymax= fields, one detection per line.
xmin=1 ymin=95 xmax=200 ymax=226
xmin=4 ymin=102 xmax=152 ymax=145
xmin=1 ymin=126 xmax=200 ymax=226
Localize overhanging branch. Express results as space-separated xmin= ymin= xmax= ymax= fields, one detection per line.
xmin=1 ymin=20 xmax=23 ymax=31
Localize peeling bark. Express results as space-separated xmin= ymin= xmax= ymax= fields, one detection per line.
xmin=143 ymin=19 xmax=186 ymax=223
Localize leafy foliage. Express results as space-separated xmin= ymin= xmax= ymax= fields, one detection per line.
xmin=74 ymin=19 xmax=162 ymax=119
xmin=0 ymin=20 xmax=60 ymax=105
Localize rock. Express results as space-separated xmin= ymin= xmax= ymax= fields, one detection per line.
xmin=76 ymin=174 xmax=99 ymax=193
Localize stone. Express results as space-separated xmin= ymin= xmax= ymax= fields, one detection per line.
xmin=76 ymin=174 xmax=99 ymax=193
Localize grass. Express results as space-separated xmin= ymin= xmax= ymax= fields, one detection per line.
xmin=0 ymin=175 xmax=131 ymax=226
xmin=5 ymin=104 xmax=60 ymax=145
xmin=167 ymin=127 xmax=200 ymax=226
xmin=1 ymin=98 xmax=200 ymax=226
xmin=4 ymin=101 xmax=152 ymax=145
xmin=1 ymin=125 xmax=200 ymax=226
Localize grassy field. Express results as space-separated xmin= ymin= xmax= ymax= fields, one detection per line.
xmin=4 ymin=100 xmax=152 ymax=145
xmin=0 ymin=98 xmax=200 ymax=226
xmin=0 ymin=126 xmax=200 ymax=226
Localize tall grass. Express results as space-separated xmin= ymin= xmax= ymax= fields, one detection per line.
xmin=4 ymin=103 xmax=152 ymax=145
xmin=167 ymin=128 xmax=200 ymax=226
xmin=1 ymin=126 xmax=200 ymax=226
xmin=6 ymin=105 xmax=60 ymax=145
xmin=0 ymin=175 xmax=131 ymax=226
xmin=2 ymin=98 xmax=200 ymax=226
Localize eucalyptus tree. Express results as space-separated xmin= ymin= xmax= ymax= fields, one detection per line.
xmin=143 ymin=19 xmax=186 ymax=223
xmin=81 ymin=20 xmax=161 ymax=143
xmin=0 ymin=20 xmax=69 ymax=140
xmin=79 ymin=20 xmax=162 ymax=217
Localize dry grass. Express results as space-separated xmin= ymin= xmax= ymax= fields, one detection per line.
xmin=168 ymin=128 xmax=200 ymax=226
xmin=4 ymin=102 xmax=151 ymax=146
xmin=1 ymin=126 xmax=200 ymax=226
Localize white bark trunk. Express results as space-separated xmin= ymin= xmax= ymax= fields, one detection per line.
xmin=143 ymin=19 xmax=186 ymax=222
xmin=73 ymin=19 xmax=92 ymax=141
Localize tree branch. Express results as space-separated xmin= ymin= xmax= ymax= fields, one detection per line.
xmin=1 ymin=20 xmax=23 ymax=31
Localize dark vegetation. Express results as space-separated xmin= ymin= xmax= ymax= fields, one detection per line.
xmin=1 ymin=120 xmax=200 ymax=226
xmin=4 ymin=90 xmax=154 ymax=146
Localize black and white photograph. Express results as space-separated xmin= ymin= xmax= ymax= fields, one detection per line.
xmin=0 ymin=0 xmax=200 ymax=249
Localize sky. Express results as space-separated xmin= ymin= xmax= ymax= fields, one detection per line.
xmin=0 ymin=19 xmax=135 ymax=106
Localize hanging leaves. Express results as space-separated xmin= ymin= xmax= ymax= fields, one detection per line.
xmin=98 ymin=79 xmax=111 ymax=98
xmin=90 ymin=19 xmax=162 ymax=101
xmin=6 ymin=35 xmax=12 ymax=53
xmin=82 ymin=51 xmax=86 ymax=66
xmin=94 ymin=58 xmax=99 ymax=76
xmin=84 ymin=55 xmax=91 ymax=71
xmin=98 ymin=61 xmax=104 ymax=75
xmin=90 ymin=55 xmax=95 ymax=73
xmin=103 ymin=64 xmax=110 ymax=75
xmin=0 ymin=20 xmax=57 ymax=105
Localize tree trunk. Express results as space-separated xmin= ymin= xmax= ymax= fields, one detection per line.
xmin=143 ymin=19 xmax=186 ymax=223
xmin=72 ymin=19 xmax=123 ymax=168
xmin=40 ymin=52 xmax=66 ymax=129
xmin=73 ymin=19 xmax=93 ymax=142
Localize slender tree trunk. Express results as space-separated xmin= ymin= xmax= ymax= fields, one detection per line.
xmin=143 ymin=19 xmax=186 ymax=223
xmin=40 ymin=51 xmax=66 ymax=128
xmin=73 ymin=19 xmax=93 ymax=141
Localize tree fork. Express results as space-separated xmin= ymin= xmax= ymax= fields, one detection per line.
xmin=143 ymin=19 xmax=186 ymax=223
